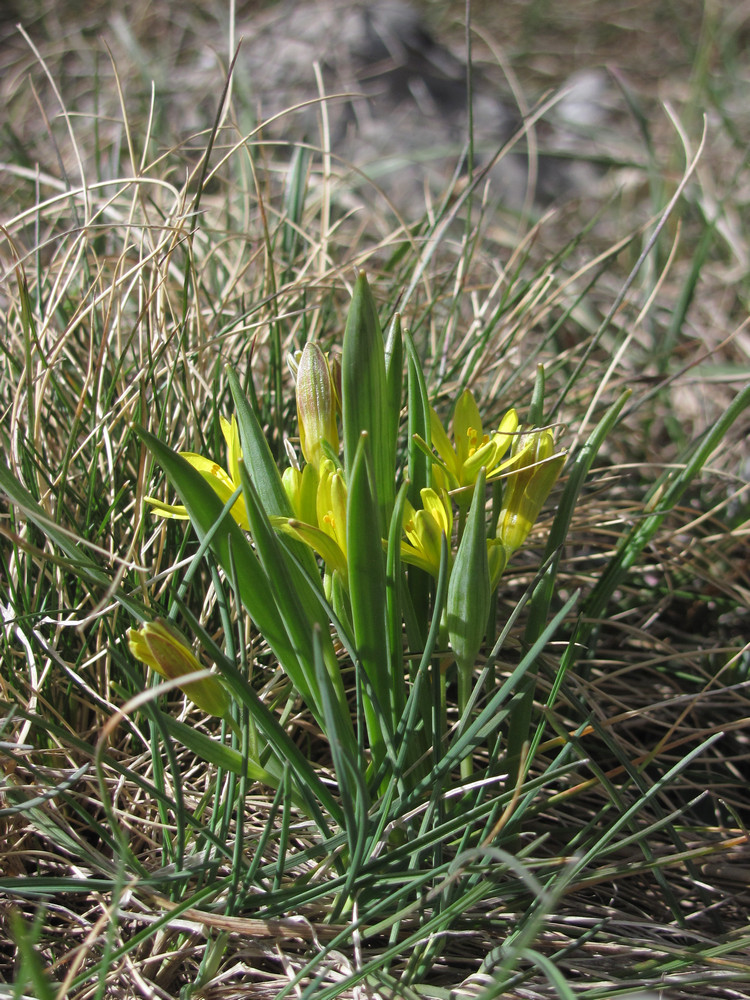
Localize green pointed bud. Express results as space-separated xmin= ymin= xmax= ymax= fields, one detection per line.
xmin=128 ymin=620 xmax=230 ymax=718
xmin=497 ymin=429 xmax=566 ymax=553
xmin=295 ymin=341 xmax=339 ymax=469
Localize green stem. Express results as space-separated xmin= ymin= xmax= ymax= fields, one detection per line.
xmin=457 ymin=655 xmax=473 ymax=781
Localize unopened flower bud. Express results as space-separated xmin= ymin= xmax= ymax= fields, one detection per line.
xmin=295 ymin=342 xmax=339 ymax=469
xmin=128 ymin=620 xmax=230 ymax=718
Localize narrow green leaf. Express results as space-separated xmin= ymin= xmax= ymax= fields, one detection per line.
xmin=404 ymin=327 xmax=432 ymax=503
xmin=528 ymin=364 xmax=545 ymax=425
xmin=282 ymin=145 xmax=311 ymax=269
xmin=385 ymin=481 xmax=409 ymax=726
xmin=311 ymin=625 xmax=368 ymax=884
xmin=341 ymin=271 xmax=393 ymax=534
xmin=135 ymin=428 xmax=313 ymax=703
xmin=226 ymin=365 xmax=292 ymax=517
xmin=404 ymin=327 xmax=434 ymax=642
xmin=447 ymin=467 xmax=490 ymax=679
xmin=407 ymin=590 xmax=579 ymax=807
xmin=384 ymin=312 xmax=404 ymax=475
xmin=237 ymin=458 xmax=351 ymax=730
xmin=346 ymin=432 xmax=394 ymax=771
xmin=158 ymin=714 xmax=293 ymax=799
xmin=172 ymin=612 xmax=344 ymax=831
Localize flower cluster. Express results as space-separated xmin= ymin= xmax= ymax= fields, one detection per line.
xmin=143 ymin=338 xmax=565 ymax=676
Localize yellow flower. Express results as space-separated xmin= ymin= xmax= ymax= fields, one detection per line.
xmin=146 ymin=416 xmax=249 ymax=530
xmin=276 ymin=459 xmax=349 ymax=583
xmin=400 ymin=487 xmax=453 ymax=577
xmin=428 ymin=390 xmax=520 ymax=505
xmin=496 ymin=428 xmax=566 ymax=554
xmin=128 ymin=620 xmax=230 ymax=717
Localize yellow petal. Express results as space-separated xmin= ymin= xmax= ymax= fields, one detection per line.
xmin=181 ymin=452 xmax=249 ymax=529
xmin=145 ymin=496 xmax=190 ymax=520
xmin=429 ymin=408 xmax=459 ymax=479
xmin=453 ymin=389 xmax=483 ymax=470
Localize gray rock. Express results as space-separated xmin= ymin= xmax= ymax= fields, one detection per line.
xmin=236 ymin=1 xmax=610 ymax=212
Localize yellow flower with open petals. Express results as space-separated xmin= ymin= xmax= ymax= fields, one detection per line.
xmin=427 ymin=390 xmax=521 ymax=506
xmin=146 ymin=416 xmax=249 ymax=529
xmin=400 ymin=487 xmax=453 ymax=578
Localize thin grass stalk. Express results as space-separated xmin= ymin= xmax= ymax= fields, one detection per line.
xmin=505 ymin=389 xmax=631 ymax=792
xmin=574 ymin=382 xmax=750 ymax=678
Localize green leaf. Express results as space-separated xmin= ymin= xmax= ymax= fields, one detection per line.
xmin=135 ymin=428 xmax=316 ymax=707
xmin=341 ymin=271 xmax=393 ymax=534
xmin=385 ymin=481 xmax=409 ymax=726
xmin=311 ymin=625 xmax=368 ymax=882
xmin=226 ymin=365 xmax=292 ymax=517
xmin=158 ymin=713 xmax=296 ymax=801
xmin=173 ymin=613 xmax=344 ymax=830
xmin=405 ymin=327 xmax=432 ymax=503
xmin=237 ymin=458 xmax=351 ymax=729
xmin=447 ymin=466 xmax=490 ymax=680
xmin=346 ymin=432 xmax=394 ymax=773
xmin=384 ymin=312 xmax=404 ymax=476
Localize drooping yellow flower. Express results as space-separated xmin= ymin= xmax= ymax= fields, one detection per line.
xmin=496 ymin=428 xmax=566 ymax=554
xmin=146 ymin=416 xmax=249 ymax=530
xmin=400 ymin=487 xmax=453 ymax=578
xmin=128 ymin=619 xmax=230 ymax=718
xmin=427 ymin=390 xmax=521 ymax=506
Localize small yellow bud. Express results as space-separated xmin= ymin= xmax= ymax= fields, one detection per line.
xmin=127 ymin=620 xmax=230 ymax=718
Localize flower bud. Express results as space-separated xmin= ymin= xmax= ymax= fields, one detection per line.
xmin=295 ymin=342 xmax=339 ymax=469
xmin=128 ymin=620 xmax=230 ymax=718
xmin=496 ymin=430 xmax=566 ymax=553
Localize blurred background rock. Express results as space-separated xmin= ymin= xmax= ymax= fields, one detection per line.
xmin=0 ymin=0 xmax=722 ymax=221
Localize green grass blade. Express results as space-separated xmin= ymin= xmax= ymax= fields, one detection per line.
xmin=226 ymin=365 xmax=293 ymax=517
xmin=0 ymin=460 xmax=147 ymax=619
